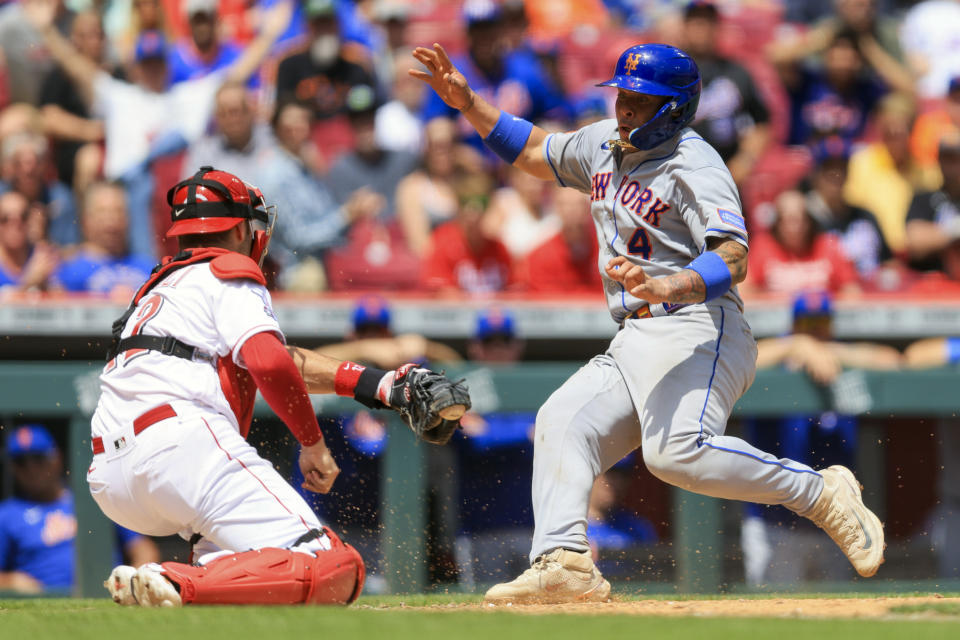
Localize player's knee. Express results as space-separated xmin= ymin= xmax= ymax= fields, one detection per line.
xmin=641 ymin=441 xmax=704 ymax=491
xmin=534 ymin=397 xmax=587 ymax=445
xmin=160 ymin=534 xmax=365 ymax=605
xmin=308 ymin=533 xmax=365 ymax=605
xmin=533 ymin=402 xmax=561 ymax=445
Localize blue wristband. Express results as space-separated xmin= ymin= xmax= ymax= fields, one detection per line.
xmin=946 ymin=337 xmax=960 ymax=364
xmin=685 ymin=252 xmax=732 ymax=302
xmin=483 ymin=111 xmax=534 ymax=164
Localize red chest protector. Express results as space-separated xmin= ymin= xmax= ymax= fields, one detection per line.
xmin=108 ymin=248 xmax=267 ymax=438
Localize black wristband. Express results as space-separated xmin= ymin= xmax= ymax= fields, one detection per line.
xmin=353 ymin=366 xmax=389 ymax=409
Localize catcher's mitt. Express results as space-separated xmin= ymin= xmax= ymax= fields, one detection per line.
xmin=388 ymin=364 xmax=471 ymax=445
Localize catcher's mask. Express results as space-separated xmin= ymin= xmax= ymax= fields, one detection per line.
xmin=165 ymin=165 xmax=277 ymax=267
xmin=246 ymin=183 xmax=277 ymax=268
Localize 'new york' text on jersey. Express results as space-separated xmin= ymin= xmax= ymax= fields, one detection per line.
xmin=544 ymin=119 xmax=748 ymax=323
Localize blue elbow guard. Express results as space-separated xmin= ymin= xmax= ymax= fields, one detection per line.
xmin=484 ymin=111 xmax=534 ymax=164
xmin=685 ymin=252 xmax=732 ymax=302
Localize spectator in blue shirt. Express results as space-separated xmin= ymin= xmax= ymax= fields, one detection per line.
xmin=744 ymin=292 xmax=901 ymax=585
xmin=0 ymin=425 xmax=158 ymax=593
xmin=168 ymin=0 xmax=254 ymax=87
xmin=905 ymin=335 xmax=960 ymax=578
xmin=0 ymin=191 xmax=59 ymax=295
xmin=420 ymin=0 xmax=570 ymax=151
xmin=0 ymin=131 xmax=77 ymax=246
xmin=53 ymin=181 xmax=153 ymax=297
xmin=780 ymin=31 xmax=888 ymax=146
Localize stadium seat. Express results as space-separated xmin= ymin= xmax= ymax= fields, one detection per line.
xmin=740 ymin=144 xmax=812 ymax=227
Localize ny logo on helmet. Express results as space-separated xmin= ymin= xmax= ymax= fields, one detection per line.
xmin=624 ymin=53 xmax=641 ymax=74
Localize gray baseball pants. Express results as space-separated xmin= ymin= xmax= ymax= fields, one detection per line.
xmin=529 ymin=302 xmax=825 ymax=561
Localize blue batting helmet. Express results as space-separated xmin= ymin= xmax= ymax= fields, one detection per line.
xmin=597 ymin=43 xmax=701 ymax=150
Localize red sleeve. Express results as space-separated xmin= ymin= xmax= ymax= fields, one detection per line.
xmin=822 ymin=235 xmax=859 ymax=291
xmin=240 ymin=332 xmax=322 ymax=446
xmin=420 ymin=223 xmax=459 ymax=290
xmin=745 ymin=232 xmax=773 ymax=290
xmin=494 ymin=240 xmax=516 ymax=289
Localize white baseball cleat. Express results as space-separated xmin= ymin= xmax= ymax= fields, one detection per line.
xmin=104 ymin=565 xmax=138 ymax=605
xmin=131 ymin=564 xmax=182 ymax=608
xmin=804 ymin=465 xmax=885 ymax=577
xmin=483 ymin=548 xmax=611 ymax=605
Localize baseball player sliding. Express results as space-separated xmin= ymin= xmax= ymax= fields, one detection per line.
xmin=90 ymin=167 xmax=469 ymax=607
xmin=412 ymin=42 xmax=884 ymax=603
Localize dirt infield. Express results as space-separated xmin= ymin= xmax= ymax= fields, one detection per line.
xmin=424 ymin=596 xmax=960 ymax=619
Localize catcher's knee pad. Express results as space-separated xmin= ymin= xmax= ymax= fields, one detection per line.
xmin=158 ymin=531 xmax=365 ymax=605
xmin=306 ymin=528 xmax=365 ymax=604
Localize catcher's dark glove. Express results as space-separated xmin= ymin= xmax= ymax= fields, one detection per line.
xmin=388 ymin=364 xmax=471 ymax=445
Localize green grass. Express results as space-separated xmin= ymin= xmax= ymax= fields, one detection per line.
xmin=890 ymin=602 xmax=960 ymax=616
xmin=1 ymin=595 xmax=958 ymax=640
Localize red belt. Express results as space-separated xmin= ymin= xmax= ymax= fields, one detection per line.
xmin=92 ymin=404 xmax=177 ymax=455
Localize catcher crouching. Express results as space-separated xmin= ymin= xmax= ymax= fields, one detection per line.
xmin=94 ymin=166 xmax=469 ymax=607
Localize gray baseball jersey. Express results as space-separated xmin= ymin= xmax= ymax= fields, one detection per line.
xmin=526 ymin=122 xmax=825 ymax=563
xmin=544 ymin=119 xmax=748 ymax=322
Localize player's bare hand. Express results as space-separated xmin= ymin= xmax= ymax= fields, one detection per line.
xmin=605 ymin=256 xmax=645 ymax=287
xmin=22 ymin=0 xmax=58 ymax=32
xmin=605 ymin=256 xmax=673 ymax=302
xmin=4 ymin=570 xmax=44 ymax=594
xmin=20 ymin=241 xmax=58 ymax=290
xmin=299 ymin=440 xmax=339 ymax=494
xmin=344 ymin=188 xmax=385 ymax=222
xmin=627 ymin=277 xmax=678 ymax=304
xmin=799 ymin=338 xmax=842 ymax=385
xmin=605 ymin=256 xmax=702 ymax=304
xmin=410 ymin=43 xmax=474 ymax=111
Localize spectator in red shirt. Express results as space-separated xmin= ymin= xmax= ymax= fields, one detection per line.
xmin=742 ymin=189 xmax=860 ymax=296
xmin=517 ymin=188 xmax=599 ymax=294
xmin=421 ymin=172 xmax=513 ymax=296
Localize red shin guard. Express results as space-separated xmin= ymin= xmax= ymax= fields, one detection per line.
xmin=159 ymin=532 xmax=365 ymax=605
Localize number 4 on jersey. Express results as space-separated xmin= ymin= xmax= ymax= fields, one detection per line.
xmin=627 ymin=228 xmax=652 ymax=259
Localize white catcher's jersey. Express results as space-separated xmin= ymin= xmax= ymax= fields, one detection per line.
xmin=544 ymin=119 xmax=748 ymax=324
xmin=92 ymin=263 xmax=283 ymax=436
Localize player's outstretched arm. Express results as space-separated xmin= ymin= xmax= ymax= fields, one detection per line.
xmin=605 ymin=238 xmax=748 ymax=305
xmin=242 ymin=334 xmax=339 ymax=493
xmin=224 ymin=0 xmax=293 ymax=85
xmin=287 ymin=346 xmax=343 ymax=394
xmin=0 ymin=570 xmax=44 ymax=594
xmin=287 ymin=346 xmax=469 ymax=445
xmin=903 ymin=337 xmax=952 ymax=369
xmin=23 ymin=0 xmax=99 ymax=105
xmin=410 ymin=43 xmax=553 ymax=180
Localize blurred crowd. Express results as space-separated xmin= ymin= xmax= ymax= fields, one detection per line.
xmin=0 ymin=0 xmax=959 ymax=301
xmin=6 ymin=0 xmax=960 ymax=593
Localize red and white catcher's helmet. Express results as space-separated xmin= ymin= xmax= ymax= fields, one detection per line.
xmin=165 ymin=166 xmax=277 ymax=266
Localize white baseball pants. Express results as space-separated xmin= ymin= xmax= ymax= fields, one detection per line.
xmin=87 ymin=408 xmax=326 ymax=557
